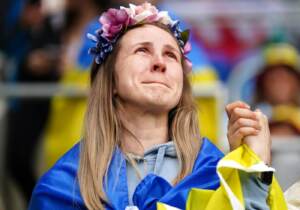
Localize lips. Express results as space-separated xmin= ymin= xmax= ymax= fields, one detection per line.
xmin=142 ymin=81 xmax=169 ymax=88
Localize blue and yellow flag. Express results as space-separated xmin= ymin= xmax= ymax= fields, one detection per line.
xmin=158 ymin=144 xmax=287 ymax=210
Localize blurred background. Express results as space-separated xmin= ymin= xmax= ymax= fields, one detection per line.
xmin=1 ymin=0 xmax=300 ymax=209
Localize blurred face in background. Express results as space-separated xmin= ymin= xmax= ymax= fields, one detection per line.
xmin=63 ymin=0 xmax=85 ymax=27
xmin=21 ymin=2 xmax=44 ymax=27
xmin=65 ymin=0 xmax=82 ymax=11
xmin=262 ymin=66 xmax=300 ymax=105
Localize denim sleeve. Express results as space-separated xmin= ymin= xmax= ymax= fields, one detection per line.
xmin=239 ymin=171 xmax=270 ymax=210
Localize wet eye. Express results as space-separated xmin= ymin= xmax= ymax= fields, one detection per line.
xmin=166 ymin=51 xmax=178 ymax=60
xmin=135 ymin=47 xmax=148 ymax=54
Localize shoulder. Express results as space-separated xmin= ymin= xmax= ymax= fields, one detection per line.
xmin=29 ymin=143 xmax=85 ymax=210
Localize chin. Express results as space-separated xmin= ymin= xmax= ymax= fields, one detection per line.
xmin=143 ymin=95 xmax=179 ymax=113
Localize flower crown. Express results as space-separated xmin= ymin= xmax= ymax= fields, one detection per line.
xmin=87 ymin=3 xmax=192 ymax=73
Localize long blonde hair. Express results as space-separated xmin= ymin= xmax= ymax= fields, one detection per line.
xmin=78 ymin=23 xmax=201 ymax=210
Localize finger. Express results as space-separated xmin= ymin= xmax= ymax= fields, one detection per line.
xmin=228 ymin=127 xmax=259 ymax=151
xmin=225 ymin=101 xmax=250 ymax=118
xmin=254 ymin=110 xmax=270 ymax=136
xmin=229 ymin=118 xmax=261 ymax=135
xmin=229 ymin=107 xmax=257 ymax=124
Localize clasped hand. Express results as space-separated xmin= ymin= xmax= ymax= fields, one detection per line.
xmin=226 ymin=101 xmax=271 ymax=165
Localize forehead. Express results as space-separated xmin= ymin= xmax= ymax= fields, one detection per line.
xmin=119 ymin=24 xmax=180 ymax=50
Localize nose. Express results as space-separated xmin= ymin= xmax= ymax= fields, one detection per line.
xmin=151 ymin=54 xmax=166 ymax=73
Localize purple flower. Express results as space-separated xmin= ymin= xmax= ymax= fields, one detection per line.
xmin=87 ymin=32 xmax=116 ymax=64
xmin=99 ymin=8 xmax=129 ymax=39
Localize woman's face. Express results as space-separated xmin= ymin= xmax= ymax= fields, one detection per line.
xmin=114 ymin=24 xmax=184 ymax=113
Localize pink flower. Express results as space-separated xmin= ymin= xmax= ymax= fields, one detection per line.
xmin=99 ymin=8 xmax=129 ymax=39
xmin=183 ymin=42 xmax=192 ymax=73
xmin=183 ymin=42 xmax=192 ymax=54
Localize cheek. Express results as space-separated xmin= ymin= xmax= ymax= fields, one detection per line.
xmin=114 ymin=61 xmax=142 ymax=95
xmin=115 ymin=72 xmax=134 ymax=96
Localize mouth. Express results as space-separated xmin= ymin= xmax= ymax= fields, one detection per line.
xmin=142 ymin=81 xmax=170 ymax=88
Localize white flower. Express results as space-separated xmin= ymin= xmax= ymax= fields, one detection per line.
xmin=120 ymin=4 xmax=136 ymax=18
xmin=158 ymin=11 xmax=174 ymax=25
xmin=134 ymin=10 xmax=154 ymax=22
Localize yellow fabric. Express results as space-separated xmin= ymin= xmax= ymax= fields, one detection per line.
xmin=157 ymin=202 xmax=181 ymax=210
xmin=194 ymin=98 xmax=218 ymax=144
xmin=159 ymin=144 xmax=288 ymax=210
xmin=188 ymin=67 xmax=218 ymax=84
xmin=272 ymin=105 xmax=300 ymax=131
xmin=264 ymin=43 xmax=299 ymax=70
xmin=189 ymin=69 xmax=219 ymax=144
xmin=43 ymin=68 xmax=90 ymax=169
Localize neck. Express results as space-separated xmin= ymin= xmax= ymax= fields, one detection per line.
xmin=119 ymin=105 xmax=169 ymax=156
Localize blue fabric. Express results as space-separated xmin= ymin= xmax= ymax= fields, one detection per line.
xmin=29 ymin=143 xmax=85 ymax=210
xmin=76 ymin=18 xmax=100 ymax=70
xmin=29 ymin=138 xmax=223 ymax=210
xmin=104 ymin=148 xmax=129 ymax=209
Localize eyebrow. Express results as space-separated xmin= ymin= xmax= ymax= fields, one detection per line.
xmin=132 ymin=42 xmax=181 ymax=54
xmin=131 ymin=41 xmax=152 ymax=48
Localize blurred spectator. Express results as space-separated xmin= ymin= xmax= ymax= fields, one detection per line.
xmin=43 ymin=0 xmax=108 ymax=168
xmin=3 ymin=0 xmax=63 ymax=205
xmin=254 ymin=43 xmax=300 ymax=137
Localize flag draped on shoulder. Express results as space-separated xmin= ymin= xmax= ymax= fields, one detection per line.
xmin=158 ymin=144 xmax=287 ymax=210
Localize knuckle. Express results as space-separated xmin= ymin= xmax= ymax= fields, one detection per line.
xmin=233 ymin=108 xmax=239 ymax=115
xmin=237 ymin=118 xmax=244 ymax=126
xmin=237 ymin=128 xmax=244 ymax=135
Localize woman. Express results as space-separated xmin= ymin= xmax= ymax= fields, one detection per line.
xmin=29 ymin=3 xmax=286 ymax=210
